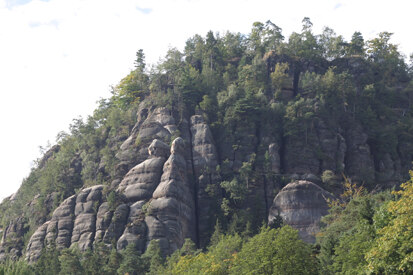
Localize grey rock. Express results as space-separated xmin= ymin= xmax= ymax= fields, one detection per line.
xmin=103 ymin=204 xmax=129 ymax=246
xmin=115 ymin=107 xmax=176 ymax=180
xmin=71 ymin=186 xmax=103 ymax=251
xmin=0 ymin=217 xmax=29 ymax=261
xmin=268 ymin=180 xmax=333 ymax=243
xmin=268 ymin=143 xmax=281 ymax=173
xmin=190 ymin=114 xmax=221 ymax=247
xmin=117 ymin=201 xmax=147 ymax=252
xmin=26 ymin=222 xmax=50 ymax=262
xmin=146 ymin=137 xmax=196 ymax=254
xmin=117 ymin=140 xmax=169 ymax=202
xmin=94 ymin=202 xmax=113 ymax=243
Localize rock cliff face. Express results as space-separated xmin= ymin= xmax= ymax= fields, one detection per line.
xmin=26 ymin=186 xmax=104 ymax=262
xmin=25 ymin=106 xmax=221 ymax=261
xmin=5 ymin=100 xmax=412 ymax=261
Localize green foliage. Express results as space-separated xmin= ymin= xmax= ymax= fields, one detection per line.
xmin=231 ymin=225 xmax=318 ymax=275
xmin=319 ymin=27 xmax=345 ymax=60
xmin=347 ymin=31 xmax=365 ymax=56
xmin=366 ymin=172 xmax=413 ymax=274
xmin=103 ymin=248 xmax=122 ymax=275
xmin=270 ymin=62 xmax=289 ymax=93
xmin=220 ymin=178 xmax=246 ymax=202
xmin=117 ymin=243 xmax=146 ymax=275
xmin=165 ymin=234 xmax=242 ymax=274
xmin=0 ymin=260 xmax=34 ymax=275
xmin=81 ymin=245 xmax=108 ymax=275
xmin=317 ymin=182 xmax=393 ymax=274
xmin=163 ymin=226 xmax=317 ymax=275
xmin=34 ymin=244 xmax=61 ymax=275
xmin=58 ymin=248 xmax=82 ymax=275
xmin=142 ymin=240 xmax=165 ymax=275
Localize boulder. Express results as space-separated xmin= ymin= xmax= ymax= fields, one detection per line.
xmin=268 ymin=180 xmax=333 ymax=243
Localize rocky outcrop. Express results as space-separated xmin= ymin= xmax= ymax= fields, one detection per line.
xmin=71 ymin=186 xmax=103 ymax=251
xmin=102 ymin=204 xmax=129 ymax=246
xmin=116 ymin=201 xmax=147 ymax=252
xmin=268 ymin=180 xmax=333 ymax=243
xmin=284 ymin=119 xmax=346 ymax=175
xmin=117 ymin=139 xmax=169 ymax=202
xmin=94 ymin=202 xmax=113 ymax=243
xmin=146 ymin=137 xmax=196 ymax=255
xmin=115 ymin=106 xmax=178 ymax=180
xmin=190 ymin=114 xmax=221 ymax=247
xmin=114 ymin=139 xmax=170 ymax=252
xmin=26 ymin=222 xmax=49 ymax=263
xmin=25 ymin=132 xmax=198 ymax=261
xmin=0 ymin=217 xmax=29 ymax=261
xmin=26 ymin=186 xmax=103 ymax=262
xmin=20 ymin=103 xmax=413 ymax=263
xmin=49 ymin=195 xmax=76 ymax=249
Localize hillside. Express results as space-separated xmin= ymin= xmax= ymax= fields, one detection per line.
xmin=1 ymin=18 xmax=413 ymax=274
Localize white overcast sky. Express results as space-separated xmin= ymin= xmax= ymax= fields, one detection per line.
xmin=0 ymin=0 xmax=412 ymax=201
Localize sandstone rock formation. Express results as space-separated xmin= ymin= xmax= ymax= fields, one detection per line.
xmin=146 ymin=137 xmax=196 ymax=255
xmin=26 ymin=186 xmax=103 ymax=262
xmin=18 ymin=103 xmax=411 ymax=262
xmin=25 ymin=135 xmax=198 ymax=261
xmin=268 ymin=180 xmax=333 ymax=243
xmin=190 ymin=114 xmax=221 ymax=247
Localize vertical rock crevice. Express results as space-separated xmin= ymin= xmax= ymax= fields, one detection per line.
xmin=189 ymin=114 xmax=221 ymax=248
xmin=187 ymin=117 xmax=200 ymax=247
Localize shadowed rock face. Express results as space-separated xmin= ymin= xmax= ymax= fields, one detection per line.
xmin=116 ymin=201 xmax=147 ymax=252
xmin=190 ymin=114 xmax=221 ymax=247
xmin=268 ymin=180 xmax=334 ymax=243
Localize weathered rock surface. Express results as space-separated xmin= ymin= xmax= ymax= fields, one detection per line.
xmin=102 ymin=204 xmax=129 ymax=246
xmin=0 ymin=217 xmax=29 ymax=261
xmin=117 ymin=139 xmax=169 ymax=202
xmin=115 ymin=106 xmax=177 ymax=179
xmin=117 ymin=200 xmax=147 ymax=252
xmin=26 ymin=186 xmax=103 ymax=262
xmin=94 ymin=202 xmax=113 ymax=243
xmin=71 ymin=185 xmax=103 ymax=251
xmin=147 ymin=137 xmax=196 ymax=255
xmin=190 ymin=114 xmax=221 ymax=247
xmin=268 ymin=180 xmax=333 ymax=243
xmin=26 ymin=222 xmax=50 ymax=263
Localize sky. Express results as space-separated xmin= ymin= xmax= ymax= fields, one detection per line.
xmin=0 ymin=0 xmax=412 ymax=201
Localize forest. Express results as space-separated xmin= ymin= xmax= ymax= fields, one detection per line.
xmin=1 ymin=17 xmax=413 ymax=274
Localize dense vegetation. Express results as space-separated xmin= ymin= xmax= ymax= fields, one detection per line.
xmin=1 ymin=17 xmax=413 ymax=274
